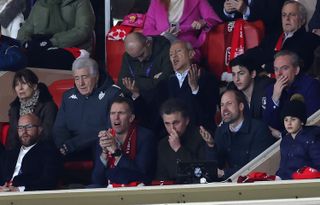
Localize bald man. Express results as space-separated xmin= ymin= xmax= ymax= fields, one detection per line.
xmin=118 ymin=32 xmax=173 ymax=102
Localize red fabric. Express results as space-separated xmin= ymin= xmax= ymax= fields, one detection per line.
xmin=121 ymin=13 xmax=146 ymax=28
xmin=63 ymin=47 xmax=81 ymax=58
xmin=227 ymin=19 xmax=245 ymax=73
xmin=107 ymin=123 xmax=138 ymax=168
xmin=111 ymin=181 xmax=140 ymax=187
xmin=237 ymin=172 xmax=276 ymax=183
xmin=292 ymin=166 xmax=320 ymax=179
xmin=107 ymin=25 xmax=134 ymax=41
xmin=0 ymin=123 xmax=9 ymax=146
xmin=274 ymin=32 xmax=285 ymax=52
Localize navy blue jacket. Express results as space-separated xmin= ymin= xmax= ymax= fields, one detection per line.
xmin=277 ymin=127 xmax=320 ymax=180
xmin=91 ymin=126 xmax=156 ymax=185
xmin=53 ymin=78 xmax=122 ymax=154
xmin=0 ymin=35 xmax=27 ymax=71
xmin=0 ymin=141 xmax=62 ymax=191
xmin=206 ymin=117 xmax=275 ymax=179
xmin=263 ymin=74 xmax=320 ymax=130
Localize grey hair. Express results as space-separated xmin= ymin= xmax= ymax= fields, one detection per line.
xmin=274 ymin=50 xmax=300 ymax=68
xmin=171 ymin=40 xmax=194 ymax=51
xmin=72 ymin=57 xmax=99 ymax=77
xmin=283 ymin=0 xmax=307 ymax=25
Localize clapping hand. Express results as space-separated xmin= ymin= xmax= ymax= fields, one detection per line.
xmin=188 ymin=64 xmax=201 ymax=92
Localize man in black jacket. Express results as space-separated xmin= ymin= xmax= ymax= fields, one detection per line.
xmin=236 ymin=0 xmax=320 ymax=73
xmin=201 ymin=89 xmax=275 ymax=179
xmin=0 ymin=113 xmax=61 ymax=192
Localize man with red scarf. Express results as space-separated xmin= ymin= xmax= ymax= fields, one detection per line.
xmin=91 ymin=97 xmax=156 ymax=187
xmin=235 ymin=0 xmax=320 ymax=73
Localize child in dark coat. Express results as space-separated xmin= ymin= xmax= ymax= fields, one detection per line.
xmin=276 ymin=94 xmax=320 ymax=180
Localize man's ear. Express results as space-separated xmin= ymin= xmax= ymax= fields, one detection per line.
xmin=295 ymin=66 xmax=300 ymax=75
xmin=251 ymin=70 xmax=256 ymax=79
xmin=239 ymin=102 xmax=244 ymax=112
xmin=129 ymin=114 xmax=135 ymax=123
xmin=189 ymin=49 xmax=196 ymax=60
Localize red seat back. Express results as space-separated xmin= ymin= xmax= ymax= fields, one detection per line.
xmin=201 ymin=20 xmax=265 ymax=80
xmin=106 ymin=39 xmax=125 ymax=84
xmin=48 ymin=79 xmax=74 ymax=108
xmin=0 ymin=122 xmax=10 ymax=146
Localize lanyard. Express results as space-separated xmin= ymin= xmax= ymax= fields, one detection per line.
xmin=127 ymin=58 xmax=154 ymax=78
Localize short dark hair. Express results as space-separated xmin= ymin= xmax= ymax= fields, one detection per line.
xmin=229 ymin=55 xmax=260 ymax=73
xmin=160 ymin=98 xmax=189 ymax=118
xmin=110 ymin=96 xmax=135 ymax=114
xmin=12 ymin=69 xmax=39 ymax=89
xmin=220 ymin=89 xmax=248 ymax=107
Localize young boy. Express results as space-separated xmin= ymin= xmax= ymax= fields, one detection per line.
xmin=276 ymin=94 xmax=320 ymax=180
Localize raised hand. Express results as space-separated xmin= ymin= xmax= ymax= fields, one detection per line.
xmin=122 ymin=77 xmax=140 ymax=97
xmin=199 ymin=126 xmax=214 ymax=147
xmin=272 ymin=75 xmax=288 ymax=104
xmin=98 ymin=129 xmax=117 ymax=154
xmin=168 ymin=129 xmax=181 ymax=152
xmin=188 ymin=64 xmax=201 ymax=92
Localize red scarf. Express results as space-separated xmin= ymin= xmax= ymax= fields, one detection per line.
xmin=274 ymin=32 xmax=285 ymax=52
xmin=107 ymin=123 xmax=138 ymax=168
xmin=225 ymin=19 xmax=245 ymax=73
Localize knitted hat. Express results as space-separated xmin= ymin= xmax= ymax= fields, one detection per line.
xmin=281 ymin=94 xmax=307 ymax=124
xmin=229 ymin=55 xmax=261 ymax=73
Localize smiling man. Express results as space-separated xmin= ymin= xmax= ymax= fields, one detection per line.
xmin=53 ymin=57 xmax=122 ymax=160
xmin=201 ymin=89 xmax=275 ymax=180
xmin=91 ymin=97 xmax=156 ymax=186
xmin=0 ymin=113 xmax=61 ymax=192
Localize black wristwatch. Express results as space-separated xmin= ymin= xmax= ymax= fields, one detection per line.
xmin=111 ymin=149 xmax=122 ymax=157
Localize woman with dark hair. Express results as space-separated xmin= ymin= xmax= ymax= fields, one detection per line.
xmin=6 ymin=69 xmax=58 ymax=150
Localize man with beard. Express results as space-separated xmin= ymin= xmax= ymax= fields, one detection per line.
xmin=200 ymin=89 xmax=275 ymax=180
xmin=0 ymin=113 xmax=61 ymax=192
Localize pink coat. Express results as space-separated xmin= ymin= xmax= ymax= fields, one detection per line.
xmin=143 ymin=0 xmax=222 ymax=49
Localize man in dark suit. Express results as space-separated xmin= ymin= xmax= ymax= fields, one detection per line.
xmin=238 ymin=0 xmax=320 ymax=73
xmin=0 ymin=113 xmax=61 ymax=192
xmin=165 ymin=40 xmax=219 ymax=132
xmin=91 ymin=97 xmax=156 ymax=187
xmin=208 ymin=0 xmax=284 ymax=34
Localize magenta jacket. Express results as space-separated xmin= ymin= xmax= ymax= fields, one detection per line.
xmin=143 ymin=0 xmax=222 ymax=49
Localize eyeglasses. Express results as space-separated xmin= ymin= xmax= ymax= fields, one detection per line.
xmin=17 ymin=124 xmax=39 ymax=132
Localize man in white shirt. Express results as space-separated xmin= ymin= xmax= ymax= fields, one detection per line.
xmin=0 ymin=113 xmax=61 ymax=192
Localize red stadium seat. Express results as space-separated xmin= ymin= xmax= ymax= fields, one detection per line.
xmin=201 ymin=20 xmax=265 ymax=80
xmin=0 ymin=122 xmax=9 ymax=146
xmin=106 ymin=39 xmax=125 ymax=84
xmin=48 ymin=79 xmax=74 ymax=108
xmin=105 ymin=21 xmax=265 ymax=83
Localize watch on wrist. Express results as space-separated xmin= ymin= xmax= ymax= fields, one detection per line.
xmin=111 ymin=149 xmax=122 ymax=157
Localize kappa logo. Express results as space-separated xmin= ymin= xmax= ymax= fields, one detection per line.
xmin=98 ymin=91 xmax=105 ymax=100
xmin=69 ymin=94 xmax=78 ymax=100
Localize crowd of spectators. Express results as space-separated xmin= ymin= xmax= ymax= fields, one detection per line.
xmin=1 ymin=0 xmax=320 ymax=192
